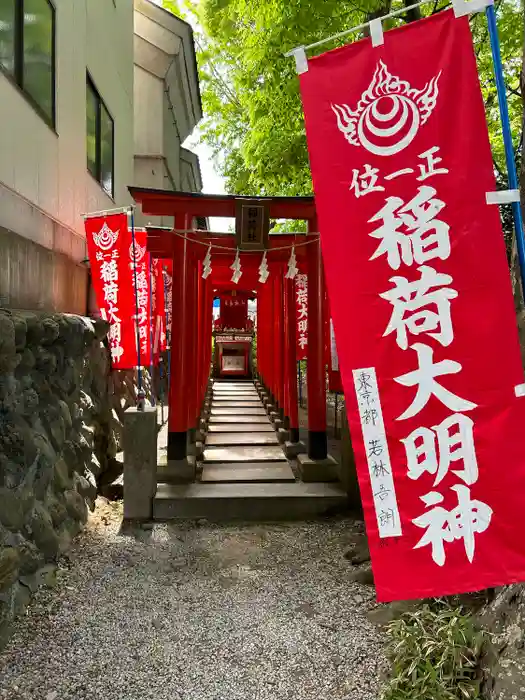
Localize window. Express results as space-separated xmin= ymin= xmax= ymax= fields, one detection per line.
xmin=87 ymin=75 xmax=115 ymax=199
xmin=0 ymin=0 xmax=55 ymax=127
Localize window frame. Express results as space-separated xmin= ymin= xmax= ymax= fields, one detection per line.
xmin=0 ymin=0 xmax=56 ymax=129
xmin=86 ymin=73 xmax=115 ymax=200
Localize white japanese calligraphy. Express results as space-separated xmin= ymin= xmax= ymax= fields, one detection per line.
xmin=380 ymin=265 xmax=458 ymax=349
xmin=103 ymin=282 xmax=118 ymax=305
xmin=369 ymin=186 xmax=451 ymax=270
xmin=413 ymin=485 xmax=492 ymax=566
xmin=350 ymin=164 xmax=385 ymax=198
xmin=403 ymin=413 xmax=478 ymax=486
xmin=417 ymin=146 xmax=449 ymax=181
xmin=395 ymin=343 xmax=477 ymax=420
xmin=100 ymin=260 xmax=118 ymax=283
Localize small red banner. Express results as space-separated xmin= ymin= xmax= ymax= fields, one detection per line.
xmin=219 ymin=293 xmax=249 ymax=330
xmin=295 ymin=272 xmax=308 ymax=361
xmin=130 ymin=229 xmax=151 ymax=367
xmin=300 ymin=10 xmax=525 ymax=600
xmin=85 ymin=213 xmax=137 ymax=369
xmin=151 ymin=258 xmax=166 ymax=366
xmin=163 ymin=260 xmax=173 ymax=350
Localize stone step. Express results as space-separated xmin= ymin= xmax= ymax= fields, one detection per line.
xmin=206 ymin=433 xmax=279 ymax=446
xmin=201 ymin=462 xmax=295 ymax=483
xmin=213 ymin=386 xmax=257 ymax=392
xmin=213 ymin=391 xmax=258 ymax=398
xmin=212 ymin=400 xmax=262 ymax=407
xmin=211 ymin=408 xmax=266 ymax=416
xmin=203 ymin=445 xmax=285 ymax=463
xmin=209 ymin=415 xmax=272 ymax=424
xmin=208 ymin=423 xmax=275 ymax=433
xmin=213 ymin=382 xmax=254 ymax=388
xmin=153 ymin=482 xmax=347 ymax=521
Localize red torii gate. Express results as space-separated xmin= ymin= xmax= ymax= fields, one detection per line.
xmin=129 ymin=187 xmax=330 ymax=478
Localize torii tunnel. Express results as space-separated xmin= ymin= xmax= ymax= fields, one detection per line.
xmin=129 ymin=187 xmax=331 ymax=472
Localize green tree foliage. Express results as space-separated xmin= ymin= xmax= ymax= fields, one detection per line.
xmin=185 ymin=0 xmax=522 ymax=201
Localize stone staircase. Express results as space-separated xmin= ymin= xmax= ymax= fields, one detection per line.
xmin=153 ymin=380 xmax=347 ymax=520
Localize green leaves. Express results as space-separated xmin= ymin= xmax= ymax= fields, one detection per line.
xmin=188 ymin=0 xmax=522 ymax=200
xmin=382 ymin=602 xmax=486 ymax=700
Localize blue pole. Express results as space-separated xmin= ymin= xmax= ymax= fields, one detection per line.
xmin=148 ymin=254 xmax=155 ymax=407
xmin=130 ymin=209 xmax=144 ymax=409
xmin=486 ymin=5 xmax=525 ymax=296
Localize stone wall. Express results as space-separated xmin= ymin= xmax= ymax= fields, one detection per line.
xmin=481 ymin=584 xmax=525 ymax=699
xmin=0 ymin=309 xmax=144 ymax=648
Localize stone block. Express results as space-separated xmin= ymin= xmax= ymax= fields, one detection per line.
xmin=187 ymin=440 xmax=204 ymax=459
xmin=297 ymin=454 xmax=339 ymax=483
xmin=123 ymin=407 xmax=157 ymax=520
xmin=284 ymin=440 xmax=306 ymax=459
xmin=158 ymin=456 xmax=197 ymax=484
xmin=273 ymin=418 xmax=283 ymax=432
xmin=277 ymin=428 xmax=289 ymax=444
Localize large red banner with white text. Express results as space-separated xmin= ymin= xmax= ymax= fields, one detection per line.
xmin=85 ymin=214 xmax=137 ymax=369
xmin=300 ymin=10 xmax=525 ymax=600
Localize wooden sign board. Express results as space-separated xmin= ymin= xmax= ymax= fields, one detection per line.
xmin=235 ymin=199 xmax=269 ymax=250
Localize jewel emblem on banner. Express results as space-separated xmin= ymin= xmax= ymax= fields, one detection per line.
xmin=93 ymin=221 xmax=120 ymax=251
xmin=298 ymin=9 xmax=525 ymax=602
xmin=332 ymin=60 xmax=441 ymax=157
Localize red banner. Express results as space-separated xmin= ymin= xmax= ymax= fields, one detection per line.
xmin=151 ymin=258 xmax=166 ymax=366
xmin=85 ymin=214 xmax=137 ymax=369
xmin=295 ymin=272 xmax=308 ymax=360
xmin=129 ymin=229 xmax=151 ymax=367
xmin=163 ymin=260 xmax=173 ymax=350
xmin=300 ymin=10 xmax=525 ymax=600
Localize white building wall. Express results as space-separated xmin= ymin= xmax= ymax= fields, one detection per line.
xmin=0 ymin=0 xmax=134 ymax=312
xmin=133 ymin=0 xmax=202 ymax=231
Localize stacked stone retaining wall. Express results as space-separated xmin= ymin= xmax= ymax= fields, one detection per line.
xmin=0 ymin=309 xmax=142 ymax=647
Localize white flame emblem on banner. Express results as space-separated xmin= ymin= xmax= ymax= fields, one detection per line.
xmin=332 ymin=60 xmax=441 ymax=157
xmin=129 ymin=241 xmax=146 ymax=262
xmin=93 ymin=222 xmax=119 ymax=251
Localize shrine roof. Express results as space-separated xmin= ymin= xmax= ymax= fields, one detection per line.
xmin=128 ymin=186 xmax=317 ymax=220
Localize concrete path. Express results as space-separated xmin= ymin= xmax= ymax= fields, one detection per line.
xmin=0 ymin=500 xmax=385 ymax=700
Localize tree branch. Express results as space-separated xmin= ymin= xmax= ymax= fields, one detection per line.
xmin=403 ymin=0 xmax=422 ymax=23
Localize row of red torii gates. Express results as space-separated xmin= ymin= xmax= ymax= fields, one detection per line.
xmin=130 ymin=187 xmax=332 ymax=474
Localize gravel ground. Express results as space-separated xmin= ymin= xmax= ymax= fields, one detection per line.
xmin=0 ymin=500 xmax=385 ymax=700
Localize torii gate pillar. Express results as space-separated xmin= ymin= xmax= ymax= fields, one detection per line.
xmin=297 ymin=223 xmax=338 ymax=481
xmin=165 ymin=214 xmax=196 ymax=481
